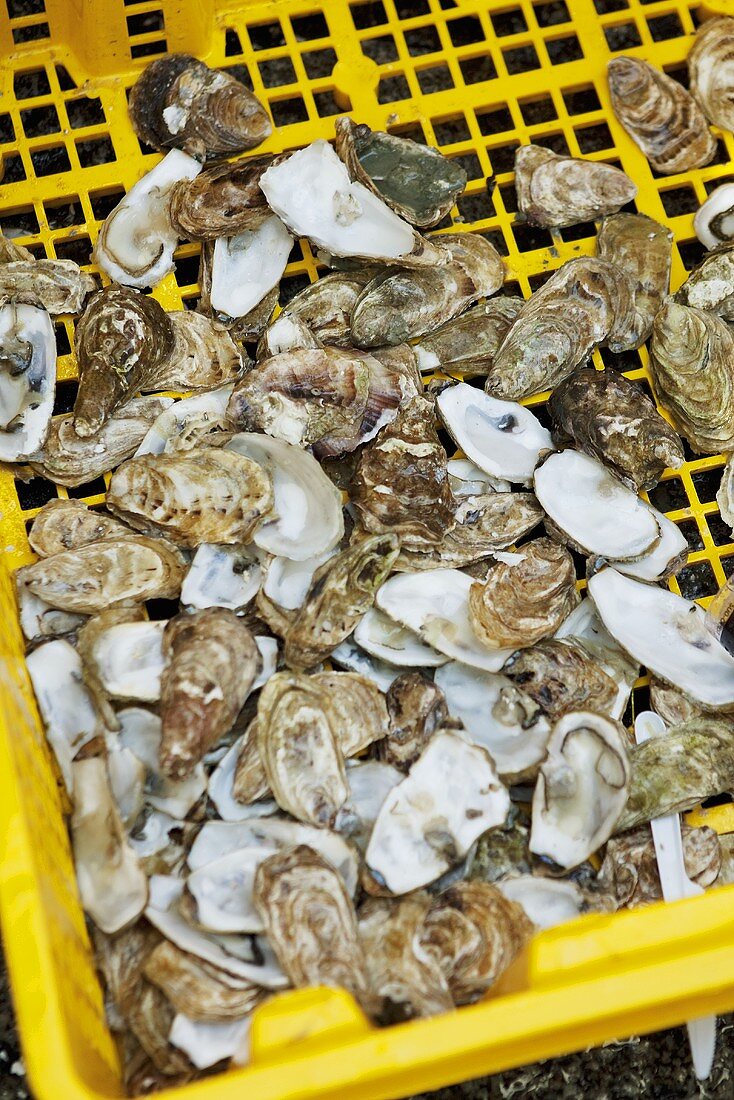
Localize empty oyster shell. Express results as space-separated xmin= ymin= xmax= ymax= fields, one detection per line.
xmin=254 ymin=845 xmax=371 ymax=1007
xmin=30 ymin=396 xmax=173 ymax=487
xmin=330 ymin=638 xmax=402 ymax=692
xmin=468 ymin=811 xmax=532 ymax=884
xmin=530 ymin=711 xmax=630 ymax=869
xmin=312 ymin=670 xmax=390 ymax=756
xmin=160 ymin=608 xmax=260 ymax=779
xmin=420 ymin=881 xmax=533 ymax=1004
xmin=283 ymin=534 xmax=400 ymax=670
xmin=231 ymin=719 xmax=269 ymax=806
xmin=338 ymin=760 xmax=403 ymax=852
xmin=209 ymin=216 xmax=293 ymax=320
xmin=600 ymin=824 xmax=720 ymax=908
xmin=487 ymin=258 xmax=636 ymax=400
xmin=503 ymin=638 xmax=621 ymax=721
xmin=16 ymin=584 xmax=85 ymax=645
xmin=0 ymin=233 xmax=33 ymax=263
xmin=366 ymin=729 xmax=509 ymax=894
xmin=689 ymin=16 xmax=734 ymax=132
xmin=17 ymin=535 xmax=185 ymax=613
xmin=335 ymin=117 xmax=467 ymax=228
xmin=256 ymin=312 xmax=321 ymax=362
xmin=228 ymin=345 xmax=416 ymax=458
xmin=382 ymin=672 xmax=449 ymax=771
xmin=93 ymin=150 xmax=201 ymax=289
xmin=649 ymin=677 xmax=704 ymax=727
xmin=169 ymin=1013 xmax=251 ymax=1070
xmin=438 ymin=382 xmax=552 ymax=485
xmin=226 ymin=433 xmax=344 ymax=560
xmin=354 ymin=607 xmax=448 ymax=668
xmin=413 ymin=298 xmax=524 ymax=376
xmin=596 ymin=214 xmax=672 ymax=348
xmin=258 ymin=549 xmax=336 ymax=627
xmin=259 ymin=140 xmax=446 ymax=267
xmin=718 ymin=455 xmax=734 ymax=530
xmin=351 ymin=394 xmax=455 ymax=550
xmin=134 ymin=388 xmax=233 ymax=458
xmin=608 ymin=56 xmax=716 ymax=174
xmin=589 ymin=567 xmax=734 ymax=711
xmin=675 ymin=241 xmax=734 ymax=320
xmin=107 ymin=446 xmax=273 ymax=548
xmin=514 ymin=144 xmax=637 ymax=227
xmin=649 ymin=301 xmax=734 ymax=454
xmin=153 ymin=312 xmax=242 ymax=391
xmin=351 ymin=233 xmax=504 ymax=348
xmin=602 ymin=504 xmax=688 ymax=584
xmin=128 ymin=54 xmax=272 ymax=159
xmin=282 ymin=269 xmax=377 ymax=347
xmin=496 ymin=876 xmax=588 ymax=929
xmin=534 ymin=450 xmax=660 ymax=561
xmin=28 ymin=499 xmax=129 ymax=556
xmin=144 ymin=940 xmax=264 ymax=1022
xmin=554 ymin=597 xmax=638 ymax=720
xmin=169 ymin=155 xmax=279 ymax=240
xmin=358 ymin=894 xmax=453 ymax=1021
xmin=117 ymin=706 xmax=206 ymax=819
xmin=469 ymin=539 xmax=578 ymax=650
xmin=73 ymin=286 xmax=175 ymax=438
xmin=694 ymin=183 xmax=734 ymax=250
xmin=0 ymin=302 xmax=56 ymax=461
xmin=71 ymin=758 xmax=148 ymax=933
xmin=548 ymin=369 xmax=684 ymax=492
xmin=79 ymin=612 xmax=165 ymax=729
xmin=181 ymin=544 xmax=261 ymax=612
xmin=0 ymin=258 xmax=95 ymax=314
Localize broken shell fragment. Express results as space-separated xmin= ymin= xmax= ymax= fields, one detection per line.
xmin=413 ymin=298 xmax=524 ymax=376
xmin=355 ymin=607 xmax=448 ymax=668
xmin=26 ymin=639 xmax=99 ymax=790
xmin=600 ymin=824 xmax=720 ymax=907
xmin=128 ymin=54 xmax=272 ymax=159
xmin=502 ymin=638 xmax=621 ymax=721
xmin=330 ymin=638 xmax=402 ymax=693
xmin=694 ymin=183 xmax=734 ymax=250
xmin=231 ymin=720 xmax=270 ymax=807
xmin=16 ymin=585 xmax=85 ymax=646
xmin=548 ymin=369 xmax=684 ymax=492
xmin=688 ymin=16 xmax=734 ymax=132
xmin=530 ymin=711 xmax=630 ymax=869
xmin=447 ymin=458 xmax=511 ymax=497
xmin=210 ymin=216 xmax=293 ymax=320
xmin=134 ymin=388 xmax=233 ymax=458
xmin=674 ymin=241 xmax=734 ymax=320
xmin=143 ymin=940 xmax=264 ymax=1022
xmin=608 ymin=56 xmax=716 ymax=174
xmin=596 ymin=214 xmax=672 ymax=348
xmin=82 ymin=614 xmax=165 ymax=720
xmin=0 ymin=302 xmax=56 ymax=461
xmin=283 ymin=269 xmax=376 ymax=346
xmin=0 ymin=258 xmax=96 ymax=314
xmin=351 ymin=233 xmax=504 ymax=348
xmin=168 ymin=155 xmax=278 ymax=240
xmin=154 ymin=312 xmax=243 ymax=392
xmin=382 ymin=672 xmax=449 ymax=771
xmin=514 ymin=144 xmax=637 ymax=227
xmin=28 ymin=498 xmax=129 ymax=557
xmin=181 ymin=544 xmax=261 ymax=612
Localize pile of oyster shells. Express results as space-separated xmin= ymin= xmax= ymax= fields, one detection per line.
xmin=7 ymin=31 xmax=734 ymax=1089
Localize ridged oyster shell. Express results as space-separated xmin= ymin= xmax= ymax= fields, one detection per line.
xmin=0 ymin=302 xmax=56 ymax=461
xmin=143 ymin=940 xmax=264 ymax=1022
xmin=280 ymin=269 xmax=376 ymax=347
xmin=596 ymin=213 xmax=672 ymax=348
xmin=600 ymin=823 xmax=720 ymax=908
xmin=0 ymin=258 xmax=95 ymax=314
xmin=153 ymin=312 xmax=242 ymax=392
xmin=256 ymin=313 xmax=321 ymax=362
xmin=675 ymin=241 xmax=734 ymax=320
xmin=381 ymin=672 xmax=449 ymax=771
xmin=503 ymin=638 xmax=621 ymax=721
xmin=28 ymin=499 xmax=130 ymax=556
xmin=413 ymin=298 xmax=523 ymax=376
xmin=134 ymin=388 xmax=233 ymax=458
xmin=168 ymin=155 xmax=279 ymax=240
xmin=688 ymin=16 xmax=734 ymax=132
xmin=514 ymin=144 xmax=636 ymax=227
xmin=717 ymin=455 xmax=734 ymax=530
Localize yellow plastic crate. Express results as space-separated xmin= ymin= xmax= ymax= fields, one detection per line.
xmin=3 ymin=0 xmax=734 ymax=1097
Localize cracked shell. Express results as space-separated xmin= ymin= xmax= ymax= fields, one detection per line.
xmin=413 ymin=297 xmax=523 ymax=376
xmin=608 ymin=56 xmax=715 ymax=174
xmin=0 ymin=301 xmax=56 ymax=462
xmin=503 ymin=638 xmax=621 ymax=721
xmin=28 ymin=499 xmax=130 ymax=557
xmin=689 ymin=16 xmax=734 ymax=132
xmin=596 ymin=213 xmax=672 ymax=348
xmin=382 ymin=672 xmax=449 ymax=772
xmin=168 ymin=154 xmax=280 ymax=240
xmin=153 ymin=312 xmax=243 ymax=392
xmin=514 ymin=144 xmax=637 ymax=228
xmin=0 ymin=258 xmax=96 ymax=314
xmin=599 ymin=824 xmax=720 ymax=907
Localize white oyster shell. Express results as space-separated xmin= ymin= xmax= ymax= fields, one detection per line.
xmin=447 ymin=457 xmax=511 ymax=496
xmin=336 ymin=759 xmax=402 ymax=852
xmin=497 ymin=876 xmax=585 ymax=929
xmin=116 ymin=706 xmax=206 ymax=819
xmin=0 ymin=302 xmax=56 ymax=461
xmin=262 ymin=549 xmax=336 ymax=611
xmin=17 ymin=586 xmax=84 ymax=643
xmin=210 ymin=215 xmax=293 ymax=319
xmin=181 ymin=543 xmax=262 ymax=612
xmin=354 ymin=606 xmax=448 ymax=668
xmin=555 ymin=596 xmax=639 ymax=720
xmin=169 ymin=1014 xmax=252 ymax=1070
xmin=609 ymin=504 xmax=687 ymax=582
xmin=91 ymin=620 xmax=166 ymax=701
xmin=694 ymin=182 xmax=734 ymax=250
xmin=208 ymin=737 xmax=279 ymax=822
xmin=134 ymin=385 xmax=233 ymax=457
xmin=330 ymin=638 xmax=403 ymax=692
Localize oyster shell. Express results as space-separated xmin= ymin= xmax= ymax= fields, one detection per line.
xmin=354 ymin=607 xmax=448 ymax=668
xmin=128 ymin=54 xmax=272 ymax=159
xmin=93 ymin=150 xmax=201 ymax=289
xmin=534 ymin=449 xmax=660 ymax=560
xmin=25 ymin=639 xmax=99 ymax=789
xmin=649 ymin=677 xmax=704 ymax=727
xmin=0 ymin=233 xmax=33 ymax=263
xmin=71 ymin=758 xmax=148 ymax=933
xmin=514 ymin=144 xmax=637 ymax=227
xmin=209 ymin=216 xmax=293 ymax=320
xmin=16 ymin=584 xmax=85 ymax=645
xmin=420 ymin=881 xmax=533 ymax=1004
xmin=469 ymin=539 xmax=578 ymax=650
xmin=502 ymin=638 xmax=621 ymax=721
xmin=160 ymin=608 xmax=260 ymax=778
xmin=259 ymin=550 xmax=336 ymax=626
xmin=134 ymin=388 xmax=232 ymax=458
xmin=73 ymin=286 xmax=175 ymax=438
xmin=554 ymin=598 xmax=638 ymax=720
xmin=107 ymin=446 xmax=274 ymax=548
xmin=282 ymin=534 xmax=400 ymax=670
xmin=649 ymin=301 xmax=734 ymax=454
xmin=351 ymin=394 xmax=455 ymax=549
xmin=17 ymin=535 xmax=185 ymax=613
xmin=335 ymin=117 xmax=466 ymax=228
xmin=169 ymin=155 xmax=279 ymax=240
xmin=30 ymin=396 xmax=173 ymax=487
xmin=603 ymin=505 xmax=688 ymax=584
xmin=548 ymin=368 xmax=684 ymax=492
xmin=256 ymin=312 xmax=320 ymax=362
xmin=413 ymin=298 xmax=524 ymax=376
xmin=688 ymin=16 xmax=734 ymax=132
xmin=28 ymin=499 xmax=129 ymax=556
xmin=381 ymin=672 xmax=449 ymax=771
xmin=589 ymin=567 xmax=734 ymax=710
xmin=228 ymin=345 xmax=416 ymax=458
xmin=80 ymin=614 xmax=166 ymax=725
xmin=259 ymin=140 xmax=446 ymax=267
xmin=231 ymin=719 xmax=270 ymax=806
xmin=350 ymin=233 xmax=504 ymax=348
xmin=0 ymin=302 xmax=56 ymax=461
xmin=312 ymin=670 xmax=390 ymax=756
xmin=718 ymin=455 xmax=734 ymax=530
xmin=283 ymin=269 xmax=376 ymax=347
xmin=144 ymin=940 xmax=264 ymax=1022
xmin=253 ymin=845 xmax=371 ymax=1007
xmin=181 ymin=544 xmax=262 ymax=612
xmin=437 ymin=382 xmax=552 ymax=485
xmin=117 ymin=707 xmax=206 ymax=819
xmin=674 ymin=241 xmax=734 ymax=320
xmin=530 ymin=711 xmax=630 ymax=869
xmin=486 ymin=258 xmax=636 ymax=400
xmin=596 ymin=214 xmax=672 ymax=348
xmin=599 ymin=824 xmax=720 ymax=908
xmin=338 ymin=760 xmax=402 ymax=851
xmin=468 ymin=812 xmax=532 ymax=884
xmin=169 ymin=1014 xmax=251 ymax=1070
xmin=694 ymin=183 xmax=734 ymax=250
xmin=366 ymin=729 xmax=509 ymax=894
xmin=154 ymin=312 xmax=242 ymax=392
xmin=608 ymin=56 xmax=716 ymax=174
xmin=496 ymin=876 xmax=588 ymax=929
xmin=330 ymin=638 xmax=402 ymax=692
xmin=0 ymin=258 xmax=95 ymax=314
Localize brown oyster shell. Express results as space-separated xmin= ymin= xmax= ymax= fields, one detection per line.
xmin=73 ymin=286 xmax=175 ymax=438
xmin=596 ymin=213 xmax=672 ymax=349
xmin=649 ymin=301 xmax=734 ymax=454
xmin=107 ymin=445 xmax=274 ymax=547
xmin=152 ymin=311 xmax=243 ymax=392
xmin=487 ymin=257 xmax=636 ymax=401
xmin=28 ymin=498 xmax=130 ymax=556
xmin=502 ymin=638 xmax=620 ymax=720
xmin=283 ymin=533 xmax=400 ymax=670
xmin=350 ymin=233 xmax=504 ymax=348
xmin=16 ymin=535 xmax=186 ymax=614
xmin=689 ymin=16 xmax=734 ymax=132
xmin=413 ymin=297 xmax=524 ymax=376
xmin=168 ymin=155 xmax=280 ymax=240
xmin=420 ymin=881 xmax=533 ymax=1004
xmin=143 ymin=940 xmax=264 ymax=1021
xmin=548 ymin=368 xmax=684 ymax=492
xmin=128 ymin=54 xmax=271 ymax=160
xmin=468 ymin=538 xmax=578 ymax=650
xmin=649 ymin=677 xmax=705 ymax=727
xmin=160 ymin=607 xmax=260 ymax=779
xmin=382 ymin=672 xmax=449 ymax=772
xmin=0 ymin=259 xmax=96 ymax=314
xmin=674 ymin=241 xmax=734 ymax=321
xmin=351 ymin=394 xmax=455 ymax=550
xmin=514 ymin=144 xmax=637 ymax=228
xmin=608 ymin=56 xmax=715 ymax=175
xmin=232 ymin=717 xmax=270 ymax=804
xmin=283 ymin=270 xmax=378 ymax=347
xmin=599 ymin=824 xmax=720 ymax=908
xmin=0 ymin=233 xmax=34 ymax=263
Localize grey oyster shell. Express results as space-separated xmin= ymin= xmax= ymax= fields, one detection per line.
xmin=28 ymin=499 xmax=130 ymax=557
xmin=608 ymin=56 xmax=716 ymax=174
xmin=502 ymin=638 xmax=620 ymax=721
xmin=413 ymin=298 xmax=524 ymax=376
xmin=548 ymin=368 xmax=684 ymax=491
xmin=596 ymin=213 xmax=672 ymax=348
xmin=0 ymin=259 xmax=95 ymax=314
xmin=486 ymin=258 xmax=636 ymax=400
xmin=152 ymin=312 xmax=243 ymax=391
xmin=128 ymin=53 xmax=271 ymax=160
xmin=689 ymin=16 xmax=734 ymax=132
xmin=168 ymin=154 xmax=281 ymax=240
xmin=335 ymin=117 xmax=467 ymax=228
xmin=674 ymin=241 xmax=734 ymax=320
xmin=351 ymin=233 xmax=504 ymax=347
xmin=649 ymin=301 xmax=734 ymax=454
xmin=514 ymin=144 xmax=637 ymax=228
xmin=282 ymin=269 xmax=377 ymax=347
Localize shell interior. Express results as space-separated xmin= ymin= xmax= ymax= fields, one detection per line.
xmin=0 ymin=303 xmax=56 ymax=462
xmin=210 ymin=215 xmax=293 ymax=319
